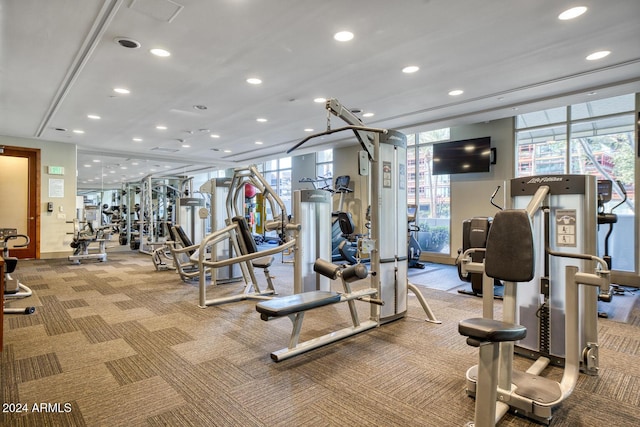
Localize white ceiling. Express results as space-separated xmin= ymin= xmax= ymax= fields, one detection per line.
xmin=1 ymin=0 xmax=639 ymax=189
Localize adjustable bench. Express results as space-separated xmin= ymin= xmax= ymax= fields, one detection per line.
xmin=256 ymin=259 xmax=379 ymax=362
xmin=256 ymin=290 xmax=341 ymax=320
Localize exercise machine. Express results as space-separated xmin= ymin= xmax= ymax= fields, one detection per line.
xmin=458 ymin=174 xmax=610 ymax=425
xmin=67 ymin=218 xmax=111 ymax=264
xmin=254 ymin=98 xmax=440 ymax=361
xmin=457 ymin=187 xmax=503 ymax=297
xmin=596 ymin=179 xmax=627 ymax=290
xmin=257 ymin=259 xmax=379 ymax=361
xmin=299 ymin=174 xmax=360 ymax=264
xmin=1 ymin=229 xmax=35 ymax=315
xmin=407 ymin=205 xmax=425 ymax=269
xmin=595 ymin=179 xmax=628 ymax=317
xmin=195 ymin=165 xmax=327 ymax=308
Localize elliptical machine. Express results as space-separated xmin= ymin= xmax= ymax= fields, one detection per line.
xmin=596 ymin=179 xmax=628 ymax=317
xmin=2 ymin=229 xmax=36 ymax=315
xmin=407 ymin=205 xmax=425 ymax=269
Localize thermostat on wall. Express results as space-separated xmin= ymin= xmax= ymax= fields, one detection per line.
xmin=48 ymin=166 xmax=65 ymax=175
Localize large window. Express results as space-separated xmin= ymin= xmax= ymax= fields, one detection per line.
xmin=262 ymin=157 xmax=292 ymax=214
xmin=316 ymin=149 xmax=333 ymax=181
xmin=516 ymin=94 xmax=636 ymax=272
xmin=407 ymin=128 xmax=451 ymax=254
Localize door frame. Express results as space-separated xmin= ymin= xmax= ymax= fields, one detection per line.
xmin=1 ymin=146 xmax=40 ymax=259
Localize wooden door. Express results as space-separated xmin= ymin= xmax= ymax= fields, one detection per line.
xmin=0 ymin=146 xmax=40 ymax=259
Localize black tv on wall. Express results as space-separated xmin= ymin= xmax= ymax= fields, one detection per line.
xmin=432 ymin=136 xmax=492 ymax=175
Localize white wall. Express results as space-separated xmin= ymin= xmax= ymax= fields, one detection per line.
xmin=0 ymin=135 xmax=77 ymax=258
xmin=448 ymin=117 xmax=515 ymax=261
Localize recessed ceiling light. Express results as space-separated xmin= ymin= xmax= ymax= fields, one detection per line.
xmin=92 ymin=159 xmax=101 ymax=163
xmin=255 ymin=141 xmax=263 ymax=145
xmin=402 ymin=65 xmax=420 ymax=74
xmin=586 ymin=50 xmax=610 ymax=61
xmin=256 ymin=118 xmax=268 ymax=122
xmin=314 ymin=97 xmax=327 ymax=103
xmin=558 ymin=6 xmax=587 ymax=20
xmin=156 ymin=125 xmax=167 ymax=130
xmin=304 ymin=128 xmax=314 ymax=132
xmin=83 ymin=164 xmax=91 ymax=168
xmin=223 ymin=149 xmax=231 ymax=153
xmin=150 ymin=48 xmax=171 ymax=57
xmin=87 ymin=114 xmax=101 ymax=120
xmin=362 ymin=112 xmax=374 ymax=118
xmin=246 ymin=77 xmax=262 ymax=85
xmin=131 ymin=162 xmax=139 ymax=165
xmin=181 ymin=143 xmax=190 ymax=148
xmin=133 ymin=137 xmax=143 ymax=142
xmin=334 ymin=31 xmax=354 ymax=42
xmin=113 ymin=88 xmax=130 ymax=94
xmin=448 ymin=89 xmax=464 ymax=96
xmin=120 ymin=166 xmax=127 ymax=170
xmin=73 ymin=129 xmax=85 ymax=134
xmin=210 ymin=134 xmax=220 ymax=138
xmin=109 ymin=170 xmax=116 ymax=174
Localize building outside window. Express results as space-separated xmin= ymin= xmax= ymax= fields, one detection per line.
xmin=316 ymin=149 xmax=333 ymax=184
xmin=515 ymin=93 xmax=636 ymax=273
xmin=406 ymin=128 xmax=451 ymax=254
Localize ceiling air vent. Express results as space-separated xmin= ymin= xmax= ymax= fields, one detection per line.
xmin=114 ymin=37 xmax=141 ymax=49
xmin=150 ymin=147 xmax=179 ymax=153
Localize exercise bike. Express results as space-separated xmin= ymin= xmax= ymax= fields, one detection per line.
xmin=2 ymin=229 xmax=36 ymax=315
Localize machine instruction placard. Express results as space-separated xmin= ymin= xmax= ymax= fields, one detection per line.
xmin=555 ymin=209 xmax=576 ymax=247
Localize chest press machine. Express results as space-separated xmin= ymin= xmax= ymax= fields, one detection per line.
xmin=254 ymin=98 xmax=440 ymax=362
xmin=458 ymin=175 xmax=610 ymax=426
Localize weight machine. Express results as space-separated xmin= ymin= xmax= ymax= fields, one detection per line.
xmin=250 ymin=99 xmax=439 ymax=361
xmin=458 ymin=174 xmax=610 ymax=425
xmin=287 ymin=98 xmax=439 ymax=325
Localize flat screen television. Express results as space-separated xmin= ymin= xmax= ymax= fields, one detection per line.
xmin=432 ymin=136 xmax=492 ymax=175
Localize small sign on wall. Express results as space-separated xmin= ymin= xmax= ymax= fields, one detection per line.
xmin=49 ymin=178 xmax=64 ymax=198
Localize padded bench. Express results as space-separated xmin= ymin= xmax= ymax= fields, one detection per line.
xmin=256 ymin=290 xmax=341 ymax=320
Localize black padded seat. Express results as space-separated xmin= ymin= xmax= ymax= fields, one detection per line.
xmin=251 ymin=255 xmax=274 ymax=269
xmin=459 ymin=317 xmax=527 ymax=345
xmin=256 ymin=290 xmax=341 ymax=320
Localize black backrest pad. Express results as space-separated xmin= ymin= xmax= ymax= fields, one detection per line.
xmin=232 ymin=216 xmax=258 ymax=254
xmin=484 ymin=210 xmax=535 ymax=282
xmin=469 ymin=217 xmax=490 ymax=248
xmin=173 ymin=225 xmax=194 ymax=251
